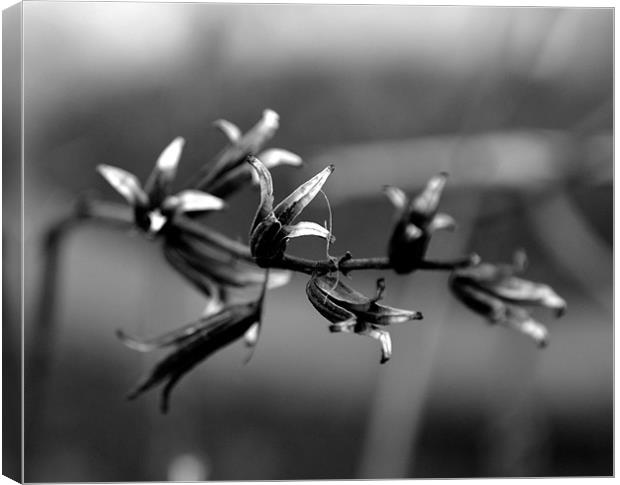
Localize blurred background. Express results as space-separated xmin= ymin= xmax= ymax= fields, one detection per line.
xmin=6 ymin=2 xmax=613 ymax=481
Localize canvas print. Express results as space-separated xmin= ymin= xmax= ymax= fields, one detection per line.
xmin=2 ymin=2 xmax=613 ymax=482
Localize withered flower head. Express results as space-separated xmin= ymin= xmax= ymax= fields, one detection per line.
xmin=97 ymin=137 xmax=225 ymax=235
xmin=248 ymin=156 xmax=335 ymax=264
xmin=306 ymin=272 xmax=423 ymax=363
xmin=196 ymin=109 xmax=302 ymax=197
xmin=449 ymin=250 xmax=566 ymax=347
xmin=384 ymin=173 xmax=456 ymax=274
xmin=118 ymin=272 xmax=270 ymax=413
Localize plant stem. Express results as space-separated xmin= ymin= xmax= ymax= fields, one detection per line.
xmin=60 ymin=198 xmax=478 ymax=286
xmin=74 ymin=199 xmax=480 ymax=276
xmin=266 ymin=253 xmax=479 ymax=275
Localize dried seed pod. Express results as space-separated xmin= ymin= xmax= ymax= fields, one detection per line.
xmin=449 ymin=251 xmax=566 ymax=347
xmin=122 ymin=302 xmax=260 ymax=412
xmin=385 ymin=173 xmax=456 ymax=274
xmin=120 ymin=272 xmax=270 ymax=413
xmin=306 ymin=273 xmax=422 ymax=363
xmin=196 ymin=110 xmax=302 ymax=196
xmin=248 ymin=156 xmax=335 ymax=263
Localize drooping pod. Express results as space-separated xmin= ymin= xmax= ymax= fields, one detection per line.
xmin=119 ymin=272 xmax=270 ymax=413
xmin=449 ymin=250 xmax=566 ymax=347
xmin=306 ymin=272 xmax=423 ymax=363
xmin=385 ymin=173 xmax=456 ymax=274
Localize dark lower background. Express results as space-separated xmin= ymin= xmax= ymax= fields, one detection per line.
xmin=4 ymin=2 xmax=612 ymax=481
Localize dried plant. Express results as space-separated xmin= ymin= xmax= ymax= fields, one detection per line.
xmin=60 ymin=109 xmax=565 ymax=412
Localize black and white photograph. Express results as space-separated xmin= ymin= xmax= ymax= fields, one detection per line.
xmin=2 ymin=1 xmax=614 ymax=482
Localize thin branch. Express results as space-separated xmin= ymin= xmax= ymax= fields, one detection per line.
xmin=60 ymin=198 xmax=480 ymax=278
xmin=271 ymin=255 xmax=392 ymax=275
xmin=265 ymin=253 xmax=479 ymax=275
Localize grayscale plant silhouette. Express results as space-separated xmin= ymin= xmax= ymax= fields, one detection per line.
xmin=46 ymin=109 xmax=566 ymax=413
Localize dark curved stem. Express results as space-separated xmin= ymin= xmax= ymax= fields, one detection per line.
xmin=66 ymin=199 xmax=480 ymax=278
xmin=265 ymin=254 xmax=479 ymax=275
xmin=28 ymin=197 xmax=133 ymax=458
xmin=271 ymin=255 xmax=391 ymax=274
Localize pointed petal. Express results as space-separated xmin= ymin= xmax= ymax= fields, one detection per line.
xmin=244 ymin=322 xmax=260 ymax=347
xmin=163 ymin=190 xmax=226 ymax=213
xmin=428 ymin=212 xmax=456 ymax=232
xmin=144 ymin=137 xmax=185 ymax=204
xmin=283 ymin=221 xmax=336 ymax=242
xmin=97 ymin=164 xmax=147 ymax=206
xmin=258 ymin=149 xmax=303 ymax=169
xmin=157 ymin=137 xmax=185 ymax=174
xmin=383 ymin=185 xmax=408 ymax=212
xmin=247 ymin=156 xmax=275 ymax=232
xmin=502 ymin=306 xmax=549 ymax=347
xmin=242 ymin=322 xmax=262 ymax=365
xmin=213 ymin=119 xmax=242 ymax=144
xmin=242 ymin=109 xmax=280 ymax=153
xmin=274 ymin=165 xmax=335 ymax=224
xmin=490 ymin=277 xmax=567 ymax=316
xmin=411 ymin=172 xmax=448 ymax=217
xmin=243 ymin=269 xmax=271 ymax=363
xmin=357 ymin=325 xmax=392 ymax=363
xmin=126 ymin=303 xmax=257 ymax=409
xmin=368 ymin=305 xmax=424 ymax=325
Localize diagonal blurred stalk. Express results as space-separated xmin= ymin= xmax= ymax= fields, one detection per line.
xmin=26 ymin=198 xmax=133 ymax=460
xmin=480 ymin=338 xmax=550 ymax=476
xmin=357 ymin=9 xmax=568 ymax=478
xmin=356 ymin=196 xmax=480 ymax=478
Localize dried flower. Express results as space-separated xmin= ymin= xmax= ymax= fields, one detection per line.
xmin=195 ymin=109 xmax=302 ymax=196
xmin=449 ymin=250 xmax=566 ymax=347
xmin=306 ymin=273 xmax=423 ymax=363
xmin=248 ymin=156 xmax=335 ymax=264
xmin=97 ymin=137 xmax=224 ymax=235
xmin=384 ymin=173 xmax=456 ymax=274
xmin=119 ymin=273 xmax=269 ymax=413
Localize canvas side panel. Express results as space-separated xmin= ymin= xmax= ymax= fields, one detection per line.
xmin=2 ymin=3 xmax=24 ymax=483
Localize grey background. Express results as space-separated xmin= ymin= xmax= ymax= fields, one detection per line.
xmin=8 ymin=2 xmax=613 ymax=481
